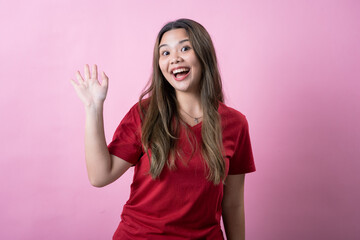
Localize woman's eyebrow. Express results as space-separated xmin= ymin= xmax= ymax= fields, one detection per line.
xmin=159 ymin=39 xmax=189 ymax=49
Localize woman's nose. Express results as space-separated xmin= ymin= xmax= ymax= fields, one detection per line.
xmin=170 ymin=54 xmax=183 ymax=64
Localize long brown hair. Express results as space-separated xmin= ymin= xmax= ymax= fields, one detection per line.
xmin=139 ymin=18 xmax=225 ymax=185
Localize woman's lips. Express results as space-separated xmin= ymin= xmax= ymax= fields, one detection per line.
xmin=173 ymin=70 xmax=190 ymax=81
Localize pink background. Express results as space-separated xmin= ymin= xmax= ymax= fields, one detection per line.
xmin=0 ymin=0 xmax=359 ymax=239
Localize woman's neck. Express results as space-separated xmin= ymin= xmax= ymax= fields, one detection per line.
xmin=175 ymin=91 xmax=203 ymax=117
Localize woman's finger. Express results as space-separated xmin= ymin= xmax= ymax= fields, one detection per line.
xmin=101 ymin=71 xmax=109 ymax=87
xmin=76 ymin=71 xmax=84 ymax=82
xmin=70 ymin=79 xmax=78 ymax=87
xmin=92 ymin=64 xmax=98 ymax=80
xmin=84 ymin=64 xmax=90 ymax=80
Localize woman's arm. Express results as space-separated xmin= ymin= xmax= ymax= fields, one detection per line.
xmin=222 ymin=174 xmax=246 ymax=240
xmin=84 ymin=103 xmax=132 ymax=187
xmin=71 ymin=64 xmax=132 ymax=187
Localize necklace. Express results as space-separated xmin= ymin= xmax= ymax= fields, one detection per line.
xmin=180 ymin=108 xmax=203 ymax=124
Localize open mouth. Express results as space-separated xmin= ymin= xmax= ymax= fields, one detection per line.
xmin=172 ymin=67 xmax=190 ymax=81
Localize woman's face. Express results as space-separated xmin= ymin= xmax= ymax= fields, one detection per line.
xmin=158 ymin=28 xmax=202 ymax=95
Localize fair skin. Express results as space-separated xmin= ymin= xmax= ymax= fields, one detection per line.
xmin=70 ymin=28 xmax=246 ymax=239
xmin=222 ymin=174 xmax=246 ymax=240
xmin=158 ymin=28 xmax=203 ymax=125
xmin=70 ymin=64 xmax=132 ymax=187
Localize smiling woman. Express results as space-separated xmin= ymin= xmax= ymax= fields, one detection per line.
xmin=158 ymin=29 xmax=202 ymax=94
xmin=70 ymin=18 xmax=255 ymax=240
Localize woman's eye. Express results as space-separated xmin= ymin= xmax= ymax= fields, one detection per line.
xmin=181 ymin=46 xmax=190 ymax=52
xmin=162 ymin=51 xmax=170 ymax=56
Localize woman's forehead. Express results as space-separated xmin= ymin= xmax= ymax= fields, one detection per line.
xmin=159 ymin=28 xmax=189 ymax=47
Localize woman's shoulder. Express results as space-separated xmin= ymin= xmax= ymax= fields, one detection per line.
xmin=122 ymin=98 xmax=152 ymax=126
xmin=218 ymin=102 xmax=250 ymax=139
xmin=218 ymin=101 xmax=247 ymax=123
xmin=127 ymin=98 xmax=150 ymax=115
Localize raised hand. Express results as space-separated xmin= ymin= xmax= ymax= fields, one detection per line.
xmin=70 ymin=64 xmax=109 ymax=107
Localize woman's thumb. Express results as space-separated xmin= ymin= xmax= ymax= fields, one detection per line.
xmin=101 ymin=71 xmax=109 ymax=87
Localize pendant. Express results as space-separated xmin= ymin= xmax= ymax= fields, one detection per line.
xmin=194 ymin=118 xmax=199 ymax=124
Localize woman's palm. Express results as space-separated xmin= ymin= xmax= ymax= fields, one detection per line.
xmin=71 ymin=64 xmax=108 ymax=107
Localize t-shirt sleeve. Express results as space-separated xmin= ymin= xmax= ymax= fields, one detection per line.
xmin=107 ymin=103 xmax=143 ymax=165
xmin=228 ymin=116 xmax=256 ymax=175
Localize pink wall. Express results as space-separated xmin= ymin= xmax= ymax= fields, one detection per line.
xmin=0 ymin=0 xmax=359 ymax=239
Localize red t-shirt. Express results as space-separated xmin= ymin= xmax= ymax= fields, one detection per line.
xmin=108 ymin=101 xmax=256 ymax=239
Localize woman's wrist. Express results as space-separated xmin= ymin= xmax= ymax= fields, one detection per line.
xmin=85 ymin=101 xmax=104 ymax=115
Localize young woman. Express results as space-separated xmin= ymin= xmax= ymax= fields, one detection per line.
xmin=71 ymin=18 xmax=255 ymax=240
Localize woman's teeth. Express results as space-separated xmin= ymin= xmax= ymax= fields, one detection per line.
xmin=172 ymin=68 xmax=190 ymax=74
